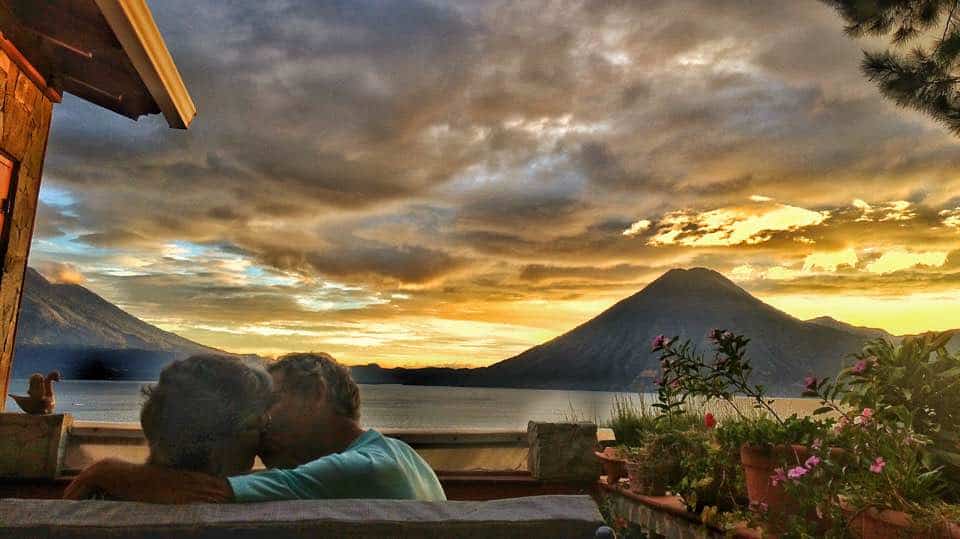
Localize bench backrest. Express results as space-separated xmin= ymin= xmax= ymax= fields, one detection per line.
xmin=0 ymin=495 xmax=603 ymax=538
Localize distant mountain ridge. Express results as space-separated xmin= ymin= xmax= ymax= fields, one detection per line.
xmin=13 ymin=265 xmax=958 ymax=394
xmin=13 ymin=268 xmax=219 ymax=379
xmin=353 ymin=268 xmax=959 ymax=394
xmin=805 ymin=316 xmax=894 ymax=340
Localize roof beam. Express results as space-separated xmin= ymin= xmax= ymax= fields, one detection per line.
xmin=93 ymin=0 xmax=195 ymax=129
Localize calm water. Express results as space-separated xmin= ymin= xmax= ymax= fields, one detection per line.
xmin=5 ymin=380 xmax=637 ymax=428
xmin=5 ymin=380 xmax=821 ymax=427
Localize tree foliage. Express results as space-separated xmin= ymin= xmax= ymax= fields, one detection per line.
xmin=823 ymin=0 xmax=960 ymax=134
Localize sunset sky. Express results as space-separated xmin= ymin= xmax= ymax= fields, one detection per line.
xmin=27 ymin=0 xmax=960 ymax=367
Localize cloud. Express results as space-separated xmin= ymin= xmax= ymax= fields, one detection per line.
xmin=803 ymin=248 xmax=858 ymax=272
xmin=853 ymin=199 xmax=916 ymax=222
xmin=519 ymin=263 xmax=650 ymax=283
xmin=764 ymin=266 xmax=804 ymax=280
xmin=941 ymin=208 xmax=960 ymax=229
xmin=730 ymin=264 xmax=757 ymax=280
xmin=648 ymin=203 xmax=830 ymax=247
xmin=865 ymin=249 xmax=949 ymax=275
xmin=622 ymin=219 xmax=651 ymax=236
xmin=25 ymin=0 xmax=960 ymax=365
xmin=35 ymin=262 xmax=86 ymax=284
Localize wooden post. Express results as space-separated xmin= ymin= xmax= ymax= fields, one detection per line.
xmin=0 ymin=41 xmax=55 ymax=411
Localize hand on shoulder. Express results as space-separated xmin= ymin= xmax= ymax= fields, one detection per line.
xmin=64 ymin=458 xmax=133 ymax=500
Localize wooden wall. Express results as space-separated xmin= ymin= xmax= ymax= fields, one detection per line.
xmin=0 ymin=45 xmax=54 ymax=410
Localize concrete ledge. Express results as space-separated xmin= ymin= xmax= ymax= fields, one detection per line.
xmin=0 ymin=495 xmax=604 ymax=538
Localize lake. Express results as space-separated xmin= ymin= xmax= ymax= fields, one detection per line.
xmin=5 ymin=380 xmax=636 ymax=427
xmin=5 ymin=380 xmax=822 ymax=427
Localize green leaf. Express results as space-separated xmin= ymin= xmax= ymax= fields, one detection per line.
xmin=929 ymin=330 xmax=957 ymax=351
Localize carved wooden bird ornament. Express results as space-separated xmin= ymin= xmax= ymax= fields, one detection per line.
xmin=9 ymin=371 xmax=60 ymax=415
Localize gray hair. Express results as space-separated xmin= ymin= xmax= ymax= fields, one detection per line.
xmin=268 ymin=352 xmax=360 ymax=420
xmin=140 ymin=354 xmax=273 ymax=473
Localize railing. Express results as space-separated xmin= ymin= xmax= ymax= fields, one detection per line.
xmin=65 ymin=422 xmax=611 ymax=475
xmin=65 ymin=422 xmax=530 ymax=474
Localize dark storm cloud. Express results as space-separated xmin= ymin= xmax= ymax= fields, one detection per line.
xmin=519 ymin=263 xmax=651 ymax=283
xmin=261 ymin=241 xmax=469 ymax=285
xmin=32 ymin=202 xmax=78 ymax=239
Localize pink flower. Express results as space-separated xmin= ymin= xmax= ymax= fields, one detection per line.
xmin=852 ymin=359 xmax=869 ymax=374
xmin=834 ymin=416 xmax=849 ymax=432
xmin=804 ymin=376 xmax=818 ymax=391
xmin=805 ymin=455 xmax=821 ymax=469
xmin=870 ymin=457 xmax=886 ymax=474
xmin=770 ymin=467 xmax=787 ymax=486
xmin=651 ymin=335 xmax=668 ymax=351
xmin=709 ymin=328 xmax=724 ymax=341
xmin=670 ymin=378 xmax=681 ymax=389
xmin=787 ymin=466 xmax=809 ymax=479
xmin=854 ymin=408 xmax=874 ymax=426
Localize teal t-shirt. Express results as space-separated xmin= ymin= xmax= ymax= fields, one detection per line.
xmin=228 ymin=429 xmax=446 ymax=502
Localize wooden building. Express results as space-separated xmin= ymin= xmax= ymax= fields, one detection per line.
xmin=0 ymin=0 xmax=195 ymax=408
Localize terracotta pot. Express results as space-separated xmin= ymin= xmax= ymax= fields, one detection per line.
xmin=843 ymin=504 xmax=960 ymax=539
xmin=595 ymin=447 xmax=626 ymax=485
xmin=739 ymin=443 xmax=810 ymax=514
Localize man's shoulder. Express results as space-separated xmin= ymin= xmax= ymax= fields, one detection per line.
xmin=343 ymin=431 xmax=426 ymax=472
xmin=350 ymin=430 xmax=411 ymax=456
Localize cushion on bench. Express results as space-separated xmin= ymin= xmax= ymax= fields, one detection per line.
xmin=0 ymin=495 xmax=603 ymax=538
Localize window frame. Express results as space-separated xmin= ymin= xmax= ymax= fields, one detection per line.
xmin=0 ymin=150 xmax=18 ymax=269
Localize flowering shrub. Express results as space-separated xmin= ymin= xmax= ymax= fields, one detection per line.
xmin=803 ymin=335 xmax=960 ymax=527
xmin=650 ymin=330 xmax=840 ymax=534
xmin=625 ymin=330 xmax=960 ymax=534
xmin=652 ymin=330 xmax=831 ymax=447
xmin=835 ymin=332 xmax=960 ymax=501
xmin=672 ymin=427 xmax=745 ymax=519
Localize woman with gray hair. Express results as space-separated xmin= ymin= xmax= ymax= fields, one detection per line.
xmin=140 ymin=354 xmax=274 ymax=477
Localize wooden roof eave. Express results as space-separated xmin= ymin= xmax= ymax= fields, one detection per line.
xmin=93 ymin=0 xmax=196 ymax=129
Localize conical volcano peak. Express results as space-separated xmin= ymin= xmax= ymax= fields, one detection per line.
xmin=639 ymin=266 xmax=750 ymax=299
xmin=658 ymin=267 xmax=731 ymax=284
xmin=474 ymin=266 xmax=876 ymax=393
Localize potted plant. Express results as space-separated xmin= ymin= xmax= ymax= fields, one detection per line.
xmin=622 ymin=445 xmax=672 ymax=496
xmin=834 ymin=420 xmax=959 ymax=538
xmin=672 ymin=418 xmax=747 ymax=522
xmin=622 ymin=428 xmax=691 ymax=497
xmin=601 ymin=394 xmax=658 ymax=486
xmin=652 ymin=332 xmax=833 ymax=511
xmin=806 ymin=332 xmax=960 ymax=537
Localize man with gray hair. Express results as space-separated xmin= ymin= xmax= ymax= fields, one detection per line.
xmin=65 ymin=352 xmax=446 ymax=503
